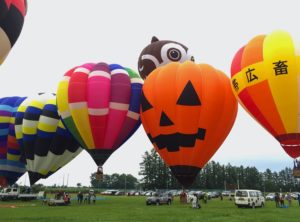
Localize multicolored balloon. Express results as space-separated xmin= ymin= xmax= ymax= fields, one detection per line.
xmin=15 ymin=93 xmax=81 ymax=185
xmin=0 ymin=0 xmax=27 ymax=65
xmin=140 ymin=61 xmax=237 ymax=188
xmin=0 ymin=96 xmax=26 ymax=187
xmin=231 ymin=30 xmax=300 ymax=159
xmin=138 ymin=36 xmax=194 ymax=79
xmin=57 ymin=62 xmax=143 ymax=168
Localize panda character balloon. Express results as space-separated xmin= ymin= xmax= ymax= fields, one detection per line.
xmin=138 ymin=36 xmax=194 ymax=79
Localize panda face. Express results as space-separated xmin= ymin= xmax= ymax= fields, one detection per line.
xmin=138 ymin=37 xmax=194 ymax=79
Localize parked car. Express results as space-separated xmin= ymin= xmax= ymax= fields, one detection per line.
xmin=291 ymin=192 xmax=300 ymax=200
xmin=209 ymin=191 xmax=221 ymax=198
xmin=234 ymin=189 xmax=265 ymax=208
xmin=145 ymin=191 xmax=155 ymax=196
xmin=266 ymin=193 xmax=275 ymax=201
xmin=222 ymin=191 xmax=231 ymax=196
xmin=0 ymin=187 xmax=38 ymax=201
xmin=146 ymin=194 xmax=172 ymax=205
xmin=114 ymin=191 xmax=125 ymax=196
xmin=100 ymin=190 xmax=119 ymax=195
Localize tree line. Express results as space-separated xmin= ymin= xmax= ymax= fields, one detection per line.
xmin=138 ymin=148 xmax=300 ymax=192
xmin=86 ymin=148 xmax=300 ymax=192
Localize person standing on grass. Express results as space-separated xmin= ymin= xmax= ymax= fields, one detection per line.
xmin=298 ymin=193 xmax=300 ymax=206
xmin=280 ymin=193 xmax=285 ymax=207
xmin=275 ymin=192 xmax=280 ymax=208
xmin=77 ymin=192 xmax=81 ymax=204
xmin=77 ymin=191 xmax=83 ymax=204
xmin=203 ymin=192 xmax=208 ymax=204
xmin=191 ymin=194 xmax=199 ymax=209
xmin=286 ymin=193 xmax=292 ymax=207
xmin=90 ymin=193 xmax=96 ymax=204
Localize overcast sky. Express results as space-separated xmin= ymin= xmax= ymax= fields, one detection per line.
xmin=1 ymin=0 xmax=299 ymax=187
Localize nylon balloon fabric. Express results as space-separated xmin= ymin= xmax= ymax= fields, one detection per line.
xmin=138 ymin=36 xmax=194 ymax=79
xmin=15 ymin=93 xmax=81 ymax=185
xmin=140 ymin=61 xmax=237 ymax=188
xmin=0 ymin=96 xmax=26 ymax=187
xmin=231 ymin=30 xmax=300 ymax=159
xmin=0 ymin=0 xmax=27 ymax=65
xmin=57 ymin=62 xmax=143 ymax=167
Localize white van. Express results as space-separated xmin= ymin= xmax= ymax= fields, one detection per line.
xmin=234 ymin=189 xmax=265 ymax=208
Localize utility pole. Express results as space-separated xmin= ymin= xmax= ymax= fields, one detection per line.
xmin=24 ymin=174 xmax=27 ymax=186
xmin=66 ymin=174 xmax=69 ymax=187
xmin=124 ymin=174 xmax=127 ymax=195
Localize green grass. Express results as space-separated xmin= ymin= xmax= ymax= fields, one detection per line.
xmin=0 ymin=196 xmax=300 ymax=222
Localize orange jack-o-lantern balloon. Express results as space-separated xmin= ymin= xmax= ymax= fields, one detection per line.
xmin=140 ymin=61 xmax=237 ymax=187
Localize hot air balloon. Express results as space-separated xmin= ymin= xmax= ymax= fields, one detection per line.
xmin=14 ymin=93 xmax=81 ymax=185
xmin=140 ymin=61 xmax=237 ymax=188
xmin=0 ymin=0 xmax=27 ymax=65
xmin=230 ymin=30 xmax=300 ymax=177
xmin=56 ymin=62 xmax=143 ymax=174
xmin=138 ymin=36 xmax=194 ymax=79
xmin=0 ymin=96 xmax=26 ymax=187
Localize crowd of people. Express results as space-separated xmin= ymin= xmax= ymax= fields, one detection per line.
xmin=274 ymin=192 xmax=300 ymax=208
xmin=54 ymin=191 xmax=71 ymax=204
xmin=77 ymin=190 xmax=96 ymax=204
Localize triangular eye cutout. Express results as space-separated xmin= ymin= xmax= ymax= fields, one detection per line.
xmin=177 ymin=81 xmax=201 ymax=106
xmin=141 ymin=91 xmax=153 ymax=112
xmin=160 ymin=111 xmax=174 ymax=126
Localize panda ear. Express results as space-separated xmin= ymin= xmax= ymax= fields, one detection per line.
xmin=151 ymin=36 xmax=159 ymax=43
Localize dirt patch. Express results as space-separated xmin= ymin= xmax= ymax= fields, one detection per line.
xmin=0 ymin=204 xmax=17 ymax=208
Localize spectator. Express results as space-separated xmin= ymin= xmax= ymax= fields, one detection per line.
xmin=203 ymin=192 xmax=208 ymax=204
xmin=298 ymin=193 xmax=300 ymax=207
xmin=274 ymin=192 xmax=280 ymax=208
xmin=63 ymin=193 xmax=71 ymax=205
xmin=286 ymin=192 xmax=292 ymax=207
xmin=180 ymin=192 xmax=187 ymax=204
xmin=90 ymin=194 xmax=96 ymax=204
xmin=84 ymin=193 xmax=89 ymax=204
xmin=77 ymin=191 xmax=83 ymax=204
xmin=280 ymin=193 xmax=285 ymax=207
xmin=191 ymin=195 xmax=197 ymax=208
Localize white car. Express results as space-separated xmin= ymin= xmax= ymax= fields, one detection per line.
xmin=266 ymin=193 xmax=275 ymax=201
xmin=234 ymin=189 xmax=265 ymax=208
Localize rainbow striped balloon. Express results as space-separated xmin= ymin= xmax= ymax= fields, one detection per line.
xmin=57 ymin=62 xmax=143 ymax=166
xmin=231 ymin=30 xmax=300 ymax=159
xmin=0 ymin=96 xmax=26 ymax=186
xmin=15 ymin=93 xmax=81 ymax=185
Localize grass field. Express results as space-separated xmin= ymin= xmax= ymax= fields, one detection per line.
xmin=0 ymin=196 xmax=300 ymax=222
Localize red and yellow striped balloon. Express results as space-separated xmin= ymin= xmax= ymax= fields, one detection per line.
xmin=231 ymin=30 xmax=300 ymax=159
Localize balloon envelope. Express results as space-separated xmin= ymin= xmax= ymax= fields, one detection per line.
xmin=0 ymin=0 xmax=27 ymax=65
xmin=57 ymin=62 xmax=143 ymax=167
xmin=231 ymin=30 xmax=300 ymax=159
xmin=138 ymin=36 xmax=194 ymax=79
xmin=15 ymin=93 xmax=81 ymax=185
xmin=0 ymin=96 xmax=26 ymax=186
xmin=140 ymin=61 xmax=237 ymax=188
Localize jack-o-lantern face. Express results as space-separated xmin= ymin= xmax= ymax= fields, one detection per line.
xmin=140 ymin=61 xmax=237 ymax=188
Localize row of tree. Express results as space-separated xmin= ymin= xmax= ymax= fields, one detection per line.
xmin=138 ymin=149 xmax=300 ymax=192
xmin=90 ymin=173 xmax=138 ymax=189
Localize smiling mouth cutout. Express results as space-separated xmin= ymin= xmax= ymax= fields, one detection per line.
xmin=147 ymin=128 xmax=206 ymax=152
